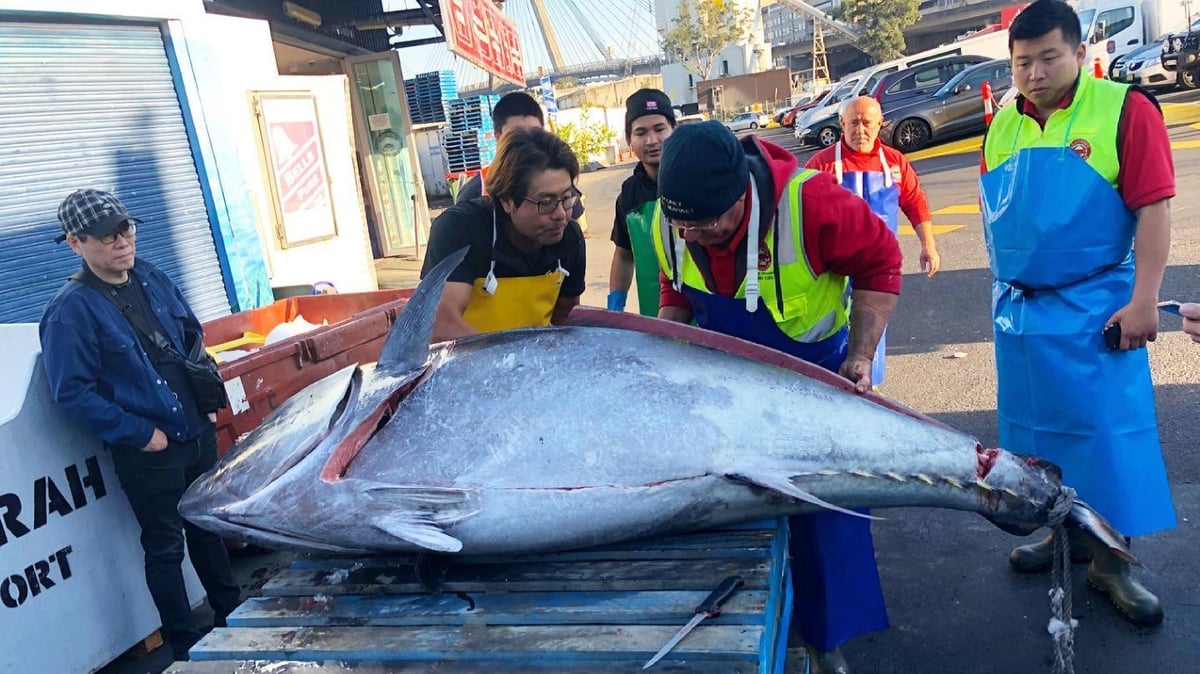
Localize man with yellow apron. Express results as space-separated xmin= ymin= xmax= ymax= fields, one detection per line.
xmin=421 ymin=128 xmax=586 ymax=341
xmin=654 ymin=120 xmax=903 ymax=674
xmin=981 ymin=0 xmax=1176 ymax=626
xmin=607 ymin=89 xmax=676 ymax=316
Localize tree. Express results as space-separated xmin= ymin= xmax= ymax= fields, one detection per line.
xmin=555 ymin=107 xmax=616 ymax=164
xmin=834 ymin=0 xmax=921 ymax=63
xmin=661 ymin=0 xmax=754 ymax=81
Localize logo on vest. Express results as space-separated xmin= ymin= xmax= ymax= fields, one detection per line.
xmin=758 ymin=243 xmax=772 ymax=271
xmin=890 ymin=166 xmax=902 ymax=183
xmin=1068 ymin=138 xmax=1092 ymax=160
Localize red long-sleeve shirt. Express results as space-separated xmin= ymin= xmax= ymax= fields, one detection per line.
xmin=980 ymin=83 xmax=1175 ymax=211
xmin=660 ymin=137 xmax=902 ymax=311
xmin=805 ymin=139 xmax=933 ymax=227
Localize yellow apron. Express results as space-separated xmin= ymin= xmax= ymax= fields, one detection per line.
xmin=462 ymin=208 xmax=568 ymax=333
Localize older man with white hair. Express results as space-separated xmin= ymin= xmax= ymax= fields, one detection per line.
xmin=806 ymin=95 xmax=941 ymax=386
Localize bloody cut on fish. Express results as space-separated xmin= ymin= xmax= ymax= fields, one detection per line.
xmin=180 ymin=247 xmax=1134 ymax=563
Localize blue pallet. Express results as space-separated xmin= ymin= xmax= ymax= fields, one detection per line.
xmin=179 ymin=520 xmax=792 ymax=673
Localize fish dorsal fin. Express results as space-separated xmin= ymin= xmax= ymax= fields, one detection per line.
xmin=378 ymin=246 xmax=469 ymax=372
xmin=728 ymin=468 xmax=882 ymax=521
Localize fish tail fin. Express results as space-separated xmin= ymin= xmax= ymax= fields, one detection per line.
xmin=357 ymin=481 xmax=478 ymax=553
xmin=1067 ymin=499 xmax=1139 ymax=565
xmin=378 ymin=246 xmax=469 ymax=372
xmin=729 ymin=468 xmax=881 ymax=521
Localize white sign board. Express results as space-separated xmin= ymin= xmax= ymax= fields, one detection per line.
xmin=0 ymin=325 xmax=204 ymax=673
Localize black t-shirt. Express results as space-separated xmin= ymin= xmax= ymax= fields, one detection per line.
xmin=421 ymin=198 xmax=586 ymax=298
xmin=611 ymin=162 xmax=659 ymax=251
xmin=110 ymin=278 xmax=206 ymax=440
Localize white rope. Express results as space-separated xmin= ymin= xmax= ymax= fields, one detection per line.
xmin=1046 ymin=487 xmax=1077 ymax=674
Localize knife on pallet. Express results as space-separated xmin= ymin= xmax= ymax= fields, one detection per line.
xmin=642 ymin=575 xmax=745 ymax=670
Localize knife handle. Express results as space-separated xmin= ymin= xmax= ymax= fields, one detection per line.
xmin=696 ymin=575 xmax=745 ymax=615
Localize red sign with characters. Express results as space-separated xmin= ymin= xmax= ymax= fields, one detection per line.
xmin=440 ymin=0 xmax=525 ymax=86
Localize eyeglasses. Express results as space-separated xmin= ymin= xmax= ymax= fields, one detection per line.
xmin=87 ymin=222 xmax=137 ymax=245
xmin=666 ymin=216 xmax=721 ymax=232
xmin=521 ymin=189 xmax=581 ymax=215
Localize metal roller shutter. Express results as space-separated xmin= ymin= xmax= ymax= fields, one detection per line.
xmin=0 ymin=20 xmax=232 ymax=323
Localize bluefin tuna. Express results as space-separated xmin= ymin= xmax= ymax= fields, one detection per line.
xmin=180 ymin=249 xmax=1133 ymax=562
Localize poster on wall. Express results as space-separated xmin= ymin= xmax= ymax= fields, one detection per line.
xmin=252 ymin=92 xmax=338 ymax=248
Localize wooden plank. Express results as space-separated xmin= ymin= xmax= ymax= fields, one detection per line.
xmin=262 ymin=559 xmax=771 ymax=596
xmin=189 ymin=624 xmax=762 ymax=663
xmin=167 ymin=659 xmax=758 ymax=673
xmin=229 ymin=590 xmax=770 ymax=627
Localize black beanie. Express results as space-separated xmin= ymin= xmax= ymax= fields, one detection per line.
xmin=658 ymin=120 xmax=749 ymax=222
xmin=624 ymin=89 xmax=676 ymax=137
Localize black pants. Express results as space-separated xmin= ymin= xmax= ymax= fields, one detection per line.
xmin=110 ymin=424 xmax=241 ymax=659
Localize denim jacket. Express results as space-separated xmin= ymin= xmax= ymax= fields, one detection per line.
xmin=39 ymin=259 xmax=206 ymax=450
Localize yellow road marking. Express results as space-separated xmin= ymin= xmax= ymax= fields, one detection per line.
xmin=1163 ymin=103 xmax=1200 ymax=127
xmin=932 ymin=204 xmax=980 ymax=215
xmin=901 ymin=224 xmax=965 ymax=235
xmin=906 ymin=136 xmax=982 ymax=161
xmin=1172 ymin=139 xmax=1200 ymax=150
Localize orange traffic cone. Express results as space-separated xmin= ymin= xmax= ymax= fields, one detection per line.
xmin=1093 ymin=57 xmax=1104 ymax=78
xmin=981 ymin=80 xmax=994 ymax=126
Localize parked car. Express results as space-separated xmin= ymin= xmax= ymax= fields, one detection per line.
xmin=676 ymin=113 xmax=707 ymax=125
xmin=880 ymin=59 xmax=1013 ymax=153
xmin=1113 ymin=38 xmax=1175 ymax=89
xmin=727 ymin=111 xmax=769 ymax=131
xmin=870 ymin=54 xmax=993 ymax=110
xmin=782 ymin=90 xmax=830 ymax=127
xmin=795 ymin=112 xmax=842 ymax=148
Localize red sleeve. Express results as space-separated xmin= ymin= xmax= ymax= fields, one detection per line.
xmin=1117 ymin=91 xmax=1175 ymax=211
xmin=659 ymin=270 xmax=690 ymax=311
xmin=896 ymin=153 xmax=932 ymax=227
xmin=801 ymin=172 xmax=902 ymax=294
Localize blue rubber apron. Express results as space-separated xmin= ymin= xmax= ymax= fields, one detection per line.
xmin=836 ymin=142 xmax=900 ymax=385
xmin=672 ymin=176 xmax=888 ymax=651
xmin=979 ymin=109 xmax=1176 ymax=537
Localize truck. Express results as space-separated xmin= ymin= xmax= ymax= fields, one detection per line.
xmin=1075 ymin=0 xmax=1198 ymax=79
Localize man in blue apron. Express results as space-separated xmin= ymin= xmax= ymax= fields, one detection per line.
xmin=654 ymin=121 xmax=903 ymax=674
xmin=981 ymin=0 xmax=1176 ymax=626
xmin=806 ymin=95 xmax=941 ymax=385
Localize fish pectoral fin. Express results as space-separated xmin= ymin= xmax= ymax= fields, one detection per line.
xmin=357 ymin=482 xmax=478 ymax=554
xmin=727 ymin=469 xmax=882 ymax=521
xmin=372 ymin=513 xmax=464 ymax=553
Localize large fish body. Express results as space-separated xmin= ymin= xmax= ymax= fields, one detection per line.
xmin=180 ymin=250 xmax=1129 ymax=559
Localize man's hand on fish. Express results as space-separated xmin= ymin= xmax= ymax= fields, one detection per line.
xmin=1107 ymin=298 xmax=1159 ymax=350
xmin=1181 ymin=302 xmax=1200 ymax=343
xmin=839 ymin=356 xmax=874 ymax=394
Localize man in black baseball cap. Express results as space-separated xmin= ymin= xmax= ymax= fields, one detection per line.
xmin=607 ymin=88 xmax=676 ymax=315
xmin=652 ymin=119 xmax=903 ymax=674
xmin=41 ymin=188 xmax=240 ymax=661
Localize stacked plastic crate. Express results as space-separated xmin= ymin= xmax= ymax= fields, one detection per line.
xmin=443 ymin=94 xmax=501 ymax=174
xmin=404 ymin=70 xmax=457 ymax=124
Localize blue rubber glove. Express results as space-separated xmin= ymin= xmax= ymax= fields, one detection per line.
xmin=606 ymin=290 xmax=628 ymax=312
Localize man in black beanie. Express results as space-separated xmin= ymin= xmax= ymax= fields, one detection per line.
xmin=651 ymin=119 xmax=902 ymax=674
xmin=606 ymin=88 xmax=676 ymax=315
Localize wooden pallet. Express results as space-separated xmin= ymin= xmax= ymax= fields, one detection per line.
xmin=169 ymin=520 xmax=793 ymax=673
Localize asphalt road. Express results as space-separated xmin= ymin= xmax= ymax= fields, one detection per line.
xmin=575 ymin=87 xmax=1200 ymax=673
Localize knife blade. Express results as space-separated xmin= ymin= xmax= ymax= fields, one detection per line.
xmin=642 ymin=575 xmax=745 ymax=669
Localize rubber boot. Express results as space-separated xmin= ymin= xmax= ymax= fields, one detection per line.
xmin=805 ymin=646 xmax=849 ymax=674
xmin=1008 ymin=528 xmax=1093 ymax=574
xmin=1086 ymin=538 xmax=1163 ymax=627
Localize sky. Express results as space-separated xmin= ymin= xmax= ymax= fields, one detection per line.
xmin=384 ymin=0 xmax=662 ymax=88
